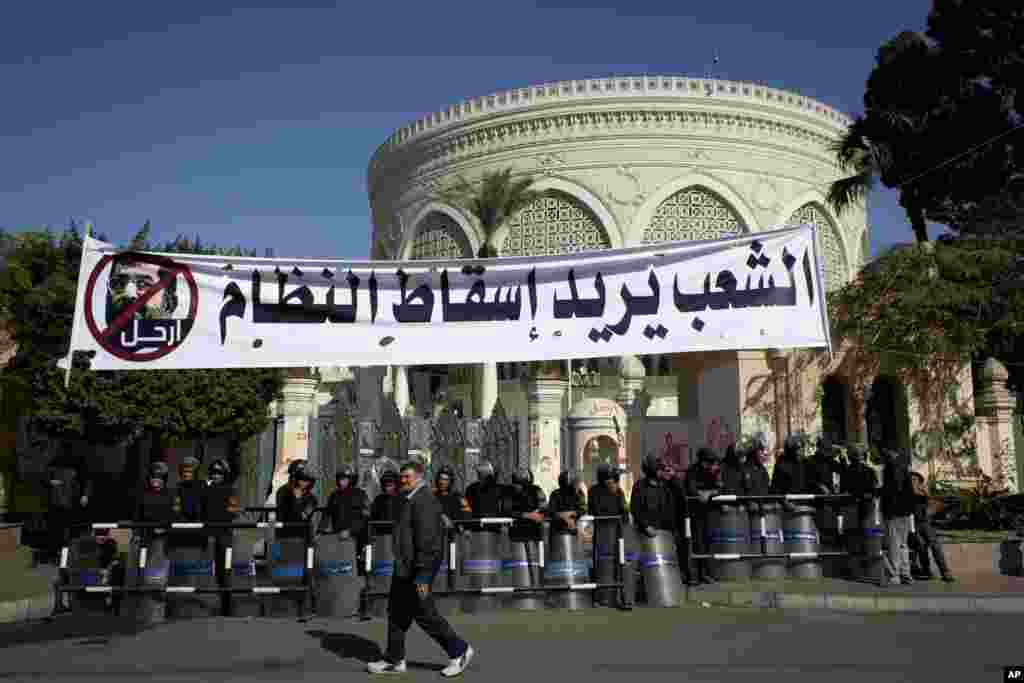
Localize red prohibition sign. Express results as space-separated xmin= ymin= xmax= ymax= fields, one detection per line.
xmin=83 ymin=252 xmax=200 ymax=363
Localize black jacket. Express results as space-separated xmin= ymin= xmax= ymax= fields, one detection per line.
xmin=434 ymin=490 xmax=468 ymax=524
xmin=745 ymin=461 xmax=772 ymax=497
xmin=392 ymin=483 xmax=444 ymax=583
xmin=276 ymin=484 xmax=317 ymax=539
xmin=465 ymin=479 xmax=503 ymax=517
xmin=502 ymin=484 xmax=545 ymax=541
xmin=807 ymin=457 xmax=840 ymax=495
xmin=720 ymin=458 xmax=751 ymax=496
xmin=882 ymin=462 xmax=916 ymax=518
xmin=46 ymin=459 xmax=91 ymax=513
xmin=547 ymin=486 xmax=586 ymax=534
xmin=840 ymin=464 xmax=878 ymax=498
xmin=631 ymin=477 xmax=677 ymax=532
xmin=176 ymin=480 xmax=204 ymax=521
xmin=320 ymin=487 xmax=369 ymax=537
xmin=588 ymin=484 xmax=629 ymax=524
xmin=684 ymin=462 xmax=723 ymax=513
xmin=771 ymin=458 xmax=809 ymax=495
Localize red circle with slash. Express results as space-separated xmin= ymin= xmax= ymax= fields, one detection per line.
xmin=83 ymin=252 xmax=199 ymax=362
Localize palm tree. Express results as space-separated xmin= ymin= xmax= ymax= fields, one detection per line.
xmin=435 ymin=168 xmax=542 ymax=258
xmin=827 ymin=116 xmax=930 ymax=244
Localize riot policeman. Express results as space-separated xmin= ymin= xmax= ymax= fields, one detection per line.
xmin=547 ymin=471 xmax=585 ymax=534
xmin=276 ymin=460 xmax=318 ymax=540
xmin=684 ymin=448 xmax=722 ymax=584
xmin=174 ymin=456 xmax=206 ymax=552
xmin=320 ymin=466 xmax=369 ymax=541
xmin=501 ymin=470 xmax=545 ymax=541
xmin=464 ymin=462 xmax=503 ymax=517
xmin=772 ymin=435 xmax=810 ymax=499
xmin=201 ymin=458 xmax=240 ymax=614
xmin=370 ymin=469 xmax=402 ymax=524
xmin=433 ymin=466 xmax=470 ymax=533
xmin=589 ymin=464 xmax=634 ymax=610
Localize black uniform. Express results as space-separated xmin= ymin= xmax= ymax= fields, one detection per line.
xmin=45 ymin=455 xmax=92 ymax=559
xmin=684 ymin=455 xmax=722 ymax=582
xmin=589 ymin=481 xmax=634 ymax=608
xmin=135 ymin=486 xmax=178 ymax=543
xmin=276 ymin=484 xmax=318 ymax=540
xmin=547 ymin=474 xmax=585 ymax=535
xmin=321 ymin=486 xmax=370 ymax=538
xmin=174 ymin=479 xmax=207 ymax=548
xmin=371 ymin=492 xmax=403 ymax=525
xmin=501 ymin=481 xmax=545 ymax=542
xmin=771 ymin=453 xmax=810 ymax=496
xmin=464 ymin=478 xmax=503 ymax=517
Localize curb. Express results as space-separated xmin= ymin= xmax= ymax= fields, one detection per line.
xmin=685 ymin=586 xmax=1024 ymax=615
xmin=0 ymin=591 xmax=55 ymax=624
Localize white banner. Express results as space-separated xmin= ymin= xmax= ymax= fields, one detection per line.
xmin=62 ymin=225 xmax=831 ymax=371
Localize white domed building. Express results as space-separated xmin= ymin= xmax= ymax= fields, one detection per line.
xmin=320 ymin=76 xmax=1014 ymax=494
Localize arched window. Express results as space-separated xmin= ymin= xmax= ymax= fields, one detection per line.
xmin=785 ymin=204 xmax=847 ymax=292
xmin=642 ymin=187 xmax=746 ymax=244
xmin=411 ymin=212 xmax=472 ymax=260
xmin=501 ymin=192 xmax=610 ymax=257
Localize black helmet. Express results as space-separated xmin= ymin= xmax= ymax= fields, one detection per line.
xmin=148 ymin=461 xmax=169 ymax=479
xmin=435 ymin=465 xmax=455 ymax=484
xmin=380 ymin=469 xmax=399 ymax=487
xmin=336 ymin=465 xmax=357 ymax=483
xmin=181 ymin=456 xmax=200 ymax=469
xmin=557 ymin=470 xmax=575 ymax=490
xmin=597 ymin=463 xmax=621 ymax=484
xmin=696 ymin=447 xmax=716 ymax=463
xmin=642 ymin=453 xmax=658 ymax=478
xmin=287 ymin=460 xmax=308 ymax=478
xmin=209 ymin=458 xmax=231 ymax=477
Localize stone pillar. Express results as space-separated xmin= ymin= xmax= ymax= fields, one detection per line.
xmin=975 ymin=358 xmax=1018 ymax=493
xmin=393 ymin=365 xmax=411 ymax=417
xmin=616 ymin=354 xmax=648 ymax=490
xmin=355 ymin=367 xmax=386 ymax=422
xmin=266 ymin=371 xmax=319 ymax=504
xmin=477 ymin=362 xmax=499 ymax=420
xmin=767 ymin=349 xmax=791 ymax=448
xmin=526 ymin=378 xmax=567 ymax=495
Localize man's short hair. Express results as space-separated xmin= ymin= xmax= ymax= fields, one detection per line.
xmin=911 ymin=471 xmax=925 ymax=482
xmin=400 ymin=461 xmax=425 ymax=477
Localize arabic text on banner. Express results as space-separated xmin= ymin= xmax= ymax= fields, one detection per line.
xmin=62 ymin=225 xmax=831 ymax=371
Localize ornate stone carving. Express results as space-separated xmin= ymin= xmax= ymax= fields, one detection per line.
xmin=411 ymin=212 xmax=472 ymax=260
xmin=641 ymin=187 xmax=746 ymax=244
xmin=534 ymin=152 xmax=566 ymax=175
xmin=605 ymin=165 xmax=646 ymax=207
xmin=752 ymin=178 xmax=780 ymax=211
xmin=501 ymin=192 xmax=611 ymax=257
xmin=785 ymin=203 xmax=847 ymax=292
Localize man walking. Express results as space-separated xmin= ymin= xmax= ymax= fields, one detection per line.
xmin=367 ymin=462 xmax=475 ymax=677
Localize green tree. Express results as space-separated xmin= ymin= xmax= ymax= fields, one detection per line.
xmin=830 ymin=5 xmax=1023 ymax=241
xmin=436 ymin=168 xmax=541 ymax=258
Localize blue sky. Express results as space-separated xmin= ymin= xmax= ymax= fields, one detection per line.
xmin=1 ymin=0 xmax=941 ymax=258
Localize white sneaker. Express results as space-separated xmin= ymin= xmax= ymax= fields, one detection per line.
xmin=367 ymin=659 xmax=406 ymax=674
xmin=441 ymin=645 xmax=475 ymax=678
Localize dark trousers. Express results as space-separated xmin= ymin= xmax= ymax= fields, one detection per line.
xmin=386 ymin=577 xmax=467 ymax=663
xmin=47 ymin=508 xmax=75 ymax=559
xmin=685 ymin=514 xmax=713 ymax=580
xmin=910 ymin=520 xmax=950 ymax=576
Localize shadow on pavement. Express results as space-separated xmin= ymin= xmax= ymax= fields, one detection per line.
xmin=306 ymin=629 xmax=444 ymax=672
xmin=0 ymin=615 xmax=152 ymax=649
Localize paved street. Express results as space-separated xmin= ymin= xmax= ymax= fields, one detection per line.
xmin=0 ymin=606 xmax=1013 ymax=682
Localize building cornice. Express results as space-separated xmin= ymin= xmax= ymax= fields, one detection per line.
xmin=368 ymin=106 xmax=845 ymax=195
xmin=368 ymin=76 xmax=851 ymax=172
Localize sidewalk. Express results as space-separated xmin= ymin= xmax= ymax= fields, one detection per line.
xmin=4 ymin=567 xmax=1024 ymax=625
xmin=687 ymin=573 xmax=1024 ymax=614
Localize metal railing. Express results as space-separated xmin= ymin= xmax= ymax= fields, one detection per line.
xmin=677 ymin=493 xmax=884 ymax=561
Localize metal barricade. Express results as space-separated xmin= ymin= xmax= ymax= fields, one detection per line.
xmin=461 ymin=519 xmax=511 ymax=614
xmin=638 ymin=528 xmax=683 ymax=607
xmin=545 ymin=518 xmax=591 ymax=610
xmin=685 ymin=494 xmax=884 ymax=585
xmin=434 ymin=529 xmax=462 ymax=616
xmin=861 ymin=498 xmax=885 ymax=582
xmin=166 ymin=534 xmax=218 ymax=618
xmin=365 ymin=521 xmax=394 ymax=618
xmin=228 ymin=530 xmax=261 ymax=617
xmin=708 ymin=503 xmax=751 ymax=582
xmin=783 ymin=504 xmax=821 ymax=579
xmin=57 ymin=520 xmax=315 ymax=621
xmin=315 ymin=533 xmax=361 ymax=618
xmin=63 ymin=535 xmax=114 ymax=616
xmin=750 ymin=503 xmax=785 ymax=580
